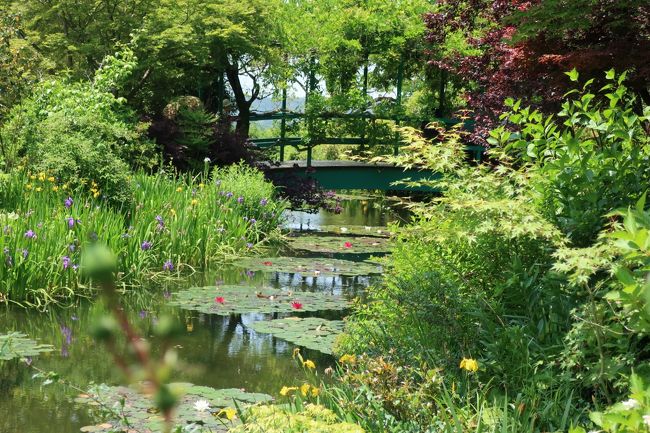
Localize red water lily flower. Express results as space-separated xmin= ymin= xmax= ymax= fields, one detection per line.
xmin=215 ymin=296 xmax=225 ymax=304
xmin=291 ymin=301 xmax=303 ymax=310
xmin=344 ymin=242 xmax=353 ymax=248
xmin=263 ymin=261 xmax=273 ymax=266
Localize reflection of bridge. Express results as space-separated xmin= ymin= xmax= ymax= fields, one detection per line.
xmin=248 ymin=111 xmax=483 ymax=191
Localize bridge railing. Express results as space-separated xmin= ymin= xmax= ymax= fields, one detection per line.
xmin=243 ymin=111 xmax=480 ymax=166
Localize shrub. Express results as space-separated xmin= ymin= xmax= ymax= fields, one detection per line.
xmin=0 ymin=48 xmax=156 ymax=204
xmin=490 ymin=69 xmax=650 ymax=247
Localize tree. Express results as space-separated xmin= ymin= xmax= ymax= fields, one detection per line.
xmin=2 ymin=0 xmax=153 ymax=76
xmin=425 ymin=0 xmax=650 ymax=142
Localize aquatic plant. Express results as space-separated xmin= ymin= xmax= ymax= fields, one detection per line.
xmin=0 ymin=164 xmax=287 ymax=306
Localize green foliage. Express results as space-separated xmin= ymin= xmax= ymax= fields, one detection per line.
xmin=1 ymin=48 xmax=155 ymax=204
xmin=490 ymin=70 xmax=650 ymax=246
xmin=287 ymin=233 xmax=390 ymax=255
xmin=556 ymin=195 xmax=650 ymax=399
xmin=571 ymin=374 xmax=650 ymax=433
xmin=234 ymin=256 xmax=383 ymax=277
xmin=0 ymin=165 xmax=287 ymax=306
xmin=337 ymin=73 xmax=650 ymax=431
xmin=0 ymin=332 xmax=53 ymax=360
xmin=76 ymin=382 xmax=272 ymax=433
xmin=170 ymin=286 xmax=349 ymax=315
xmin=234 ymin=404 xmax=364 ymax=433
xmin=249 ymin=317 xmax=344 ymax=355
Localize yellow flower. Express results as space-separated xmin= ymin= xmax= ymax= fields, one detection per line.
xmin=29 ymin=175 xmax=36 ymax=180
xmin=292 ymin=348 xmax=301 ymax=359
xmin=191 ymin=199 xmax=199 ymax=206
xmin=25 ymin=184 xmax=33 ymax=190
xmin=47 ymin=176 xmax=55 ymax=182
xmin=303 ymin=360 xmax=316 ymax=370
xmin=280 ymin=386 xmax=297 ymax=396
xmin=176 ymin=187 xmax=183 ymax=192
xmin=52 ymin=186 xmax=59 ymax=192
xmin=311 ymin=387 xmax=320 ymax=397
xmin=93 ymin=191 xmax=100 ymax=198
xmin=339 ymin=354 xmax=356 ymax=365
xmin=198 ymin=183 xmax=205 ymax=189
xmin=300 ymin=383 xmax=310 ymax=397
xmin=38 ymin=172 xmax=45 ymax=181
xmin=35 ymin=187 xmax=42 ymax=192
xmin=459 ymin=358 xmax=479 ymax=373
xmin=170 ymin=208 xmax=176 ymax=216
xmin=217 ymin=407 xmax=237 ymax=421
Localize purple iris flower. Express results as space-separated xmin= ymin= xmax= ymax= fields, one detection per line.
xmin=72 ymin=264 xmax=79 ymax=271
xmin=141 ymin=241 xmax=152 ymax=251
xmin=139 ymin=310 xmax=147 ymax=319
xmin=163 ymin=260 xmax=174 ymax=271
xmin=62 ymin=256 xmax=71 ymax=270
xmin=246 ymin=242 xmax=253 ymax=249
xmin=155 ymin=215 xmax=164 ymax=224
xmin=237 ymin=196 xmax=244 ymax=203
xmin=67 ymin=217 xmax=75 ymax=228
xmin=65 ymin=197 xmax=73 ymax=208
xmin=21 ymin=249 xmax=29 ymax=259
xmin=24 ymin=230 xmax=36 ymax=239
xmin=249 ymin=218 xmax=256 ymax=225
xmin=226 ymin=192 xmax=233 ymax=198
xmin=260 ymin=198 xmax=268 ymax=206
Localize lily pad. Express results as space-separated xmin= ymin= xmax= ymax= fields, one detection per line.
xmin=287 ymin=234 xmax=391 ymax=254
xmin=315 ymin=225 xmax=394 ymax=237
xmin=0 ymin=332 xmax=54 ymax=361
xmin=76 ymin=382 xmax=272 ymax=433
xmin=249 ymin=317 xmax=344 ymax=355
xmin=170 ymin=285 xmax=350 ymax=315
xmin=234 ymin=257 xmax=383 ymax=276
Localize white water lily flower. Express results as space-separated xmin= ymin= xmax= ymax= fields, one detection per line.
xmin=364 ymin=226 xmax=371 ymax=230
xmin=621 ymin=398 xmax=640 ymax=410
xmin=643 ymin=414 xmax=650 ymax=427
xmin=340 ymin=227 xmax=348 ymax=233
xmin=194 ymin=399 xmax=211 ymax=412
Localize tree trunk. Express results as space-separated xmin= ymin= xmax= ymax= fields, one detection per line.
xmin=224 ymin=58 xmax=254 ymax=140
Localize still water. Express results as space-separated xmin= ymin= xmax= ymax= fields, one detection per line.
xmin=0 ymin=197 xmax=402 ymax=433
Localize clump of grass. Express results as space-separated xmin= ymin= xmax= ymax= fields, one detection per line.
xmin=0 ymin=164 xmax=287 ymax=307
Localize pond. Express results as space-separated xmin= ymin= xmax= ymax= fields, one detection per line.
xmin=0 ymin=197 xmax=404 ymax=433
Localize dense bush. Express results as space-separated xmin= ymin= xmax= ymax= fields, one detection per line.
xmin=0 ymin=49 xmax=156 ymax=204
xmin=336 ymin=71 xmax=650 ymax=431
xmin=490 ymin=70 xmax=650 ymax=246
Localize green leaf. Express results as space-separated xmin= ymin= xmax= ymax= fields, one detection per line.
xmin=249 ymin=317 xmax=344 ymax=354
xmin=170 ymin=285 xmax=350 ymax=315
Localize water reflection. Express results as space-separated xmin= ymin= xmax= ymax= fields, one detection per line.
xmin=0 ymin=197 xmax=392 ymax=433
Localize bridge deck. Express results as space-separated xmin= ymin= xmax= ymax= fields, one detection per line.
xmin=266 ymin=160 xmax=440 ymax=191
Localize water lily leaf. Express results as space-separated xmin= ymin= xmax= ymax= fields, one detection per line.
xmin=234 ymin=257 xmax=383 ymax=276
xmin=170 ymin=286 xmax=350 ymax=315
xmin=313 ymin=225 xmax=394 ymax=237
xmin=287 ymin=234 xmax=391 ymax=254
xmin=249 ymin=317 xmax=344 ymax=355
xmin=0 ymin=332 xmax=54 ymax=361
xmin=76 ymin=382 xmax=272 ymax=433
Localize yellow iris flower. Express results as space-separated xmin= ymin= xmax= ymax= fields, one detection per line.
xmin=459 ymin=358 xmax=479 ymax=372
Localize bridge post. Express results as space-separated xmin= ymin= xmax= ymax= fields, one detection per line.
xmin=394 ymin=57 xmax=404 ymax=156
xmin=280 ymin=86 xmax=287 ymax=161
xmin=306 ymin=143 xmax=313 ymax=167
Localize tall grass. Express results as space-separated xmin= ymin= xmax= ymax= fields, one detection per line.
xmin=0 ymin=164 xmax=287 ymax=307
